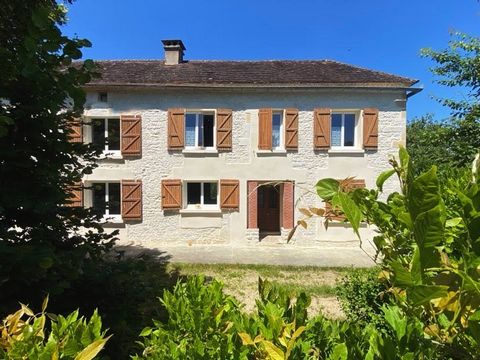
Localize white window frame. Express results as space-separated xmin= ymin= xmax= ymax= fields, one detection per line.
xmin=184 ymin=110 xmax=216 ymax=150
xmin=330 ymin=111 xmax=360 ymax=149
xmin=183 ymin=181 xmax=219 ymax=210
xmin=89 ymin=117 xmax=122 ymax=157
xmin=88 ymin=181 xmax=122 ymax=222
xmin=272 ymin=110 xmax=284 ymax=150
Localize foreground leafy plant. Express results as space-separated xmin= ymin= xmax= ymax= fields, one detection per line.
xmin=0 ymin=296 xmax=110 ymax=359
xmin=315 ymin=147 xmax=480 ymax=358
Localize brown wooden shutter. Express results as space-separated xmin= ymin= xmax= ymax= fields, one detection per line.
xmin=313 ymin=108 xmax=331 ymax=149
xmin=66 ymin=182 xmax=83 ymax=207
xmin=168 ymin=108 xmax=185 ymax=149
xmin=121 ymin=115 xmax=142 ymax=157
xmin=67 ymin=119 xmax=83 ymax=143
xmin=363 ymin=108 xmax=379 ymax=149
xmin=285 ymin=108 xmax=298 ymax=150
xmin=216 ymin=109 xmax=233 ymax=151
xmin=220 ymin=179 xmax=240 ymax=210
xmin=258 ymin=108 xmax=272 ymax=150
xmin=162 ymin=179 xmax=182 ymax=210
xmin=325 ymin=179 xmax=366 ymax=220
xmin=121 ymin=180 xmax=142 ymax=221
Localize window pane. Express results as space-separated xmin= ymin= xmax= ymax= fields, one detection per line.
xmin=107 ymin=119 xmax=120 ymax=150
xmin=185 ymin=114 xmax=196 ymax=147
xmin=203 ymin=182 xmax=217 ymax=205
xmin=344 ymin=114 xmax=355 ymax=146
xmin=92 ymin=183 xmax=106 ymax=216
xmin=187 ymin=183 xmax=201 ymax=205
xmin=331 ymin=114 xmax=342 ymax=146
xmin=272 ymin=113 xmax=281 ymax=148
xmin=92 ymin=119 xmax=106 ymax=150
xmin=203 ymin=114 xmax=214 ymax=147
xmin=108 ymin=183 xmax=121 ymax=215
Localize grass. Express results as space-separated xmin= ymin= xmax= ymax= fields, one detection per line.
xmin=168 ymin=262 xmax=351 ymax=316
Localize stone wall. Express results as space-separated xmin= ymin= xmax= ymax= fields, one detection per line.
xmin=83 ymin=87 xmax=407 ymax=248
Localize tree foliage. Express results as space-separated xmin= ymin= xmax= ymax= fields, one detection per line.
xmin=408 ymin=32 xmax=480 ymax=175
xmin=0 ymin=1 xmax=115 ymax=309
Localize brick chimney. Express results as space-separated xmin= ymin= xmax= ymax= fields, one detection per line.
xmin=162 ymin=39 xmax=186 ymax=65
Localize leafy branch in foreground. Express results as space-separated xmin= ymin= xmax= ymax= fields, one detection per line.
xmin=0 ymin=296 xmax=110 ymax=359
xmin=314 ymin=147 xmax=480 ymax=357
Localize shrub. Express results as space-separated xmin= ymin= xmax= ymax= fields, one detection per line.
xmin=0 ymin=297 xmax=109 ymax=360
xmin=133 ymin=275 xmax=248 ymax=360
xmin=335 ymin=267 xmax=390 ymax=325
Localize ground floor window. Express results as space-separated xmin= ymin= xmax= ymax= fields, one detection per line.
xmin=92 ymin=182 xmax=121 ymax=218
xmin=185 ymin=181 xmax=218 ymax=209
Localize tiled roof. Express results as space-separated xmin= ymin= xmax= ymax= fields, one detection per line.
xmin=85 ymin=60 xmax=417 ymax=88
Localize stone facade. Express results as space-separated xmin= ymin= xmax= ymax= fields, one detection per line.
xmin=82 ymin=87 xmax=406 ymax=251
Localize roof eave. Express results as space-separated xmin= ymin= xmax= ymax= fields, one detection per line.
xmin=84 ymin=81 xmax=418 ymax=90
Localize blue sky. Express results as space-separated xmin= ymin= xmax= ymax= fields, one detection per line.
xmin=62 ymin=0 xmax=480 ymax=121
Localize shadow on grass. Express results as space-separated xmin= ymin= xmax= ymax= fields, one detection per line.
xmin=51 ymin=245 xmax=183 ymax=359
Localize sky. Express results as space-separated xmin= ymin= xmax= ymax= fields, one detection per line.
xmin=62 ymin=0 xmax=480 ymax=121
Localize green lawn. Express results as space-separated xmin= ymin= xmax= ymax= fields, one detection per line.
xmin=168 ymin=263 xmax=350 ymax=317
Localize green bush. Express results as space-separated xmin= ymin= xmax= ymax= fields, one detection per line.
xmin=0 ymin=297 xmax=109 ymax=360
xmin=335 ymin=267 xmax=390 ymax=325
xmin=133 ymin=275 xmax=248 ymax=360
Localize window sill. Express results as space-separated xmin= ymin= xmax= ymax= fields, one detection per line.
xmin=179 ymin=209 xmax=222 ymax=215
xmin=256 ymin=149 xmax=287 ymax=156
xmin=100 ymin=216 xmax=123 ymax=224
xmin=182 ymin=149 xmax=218 ymax=155
xmin=97 ymin=152 xmax=123 ymax=160
xmin=328 ymin=149 xmax=365 ymax=155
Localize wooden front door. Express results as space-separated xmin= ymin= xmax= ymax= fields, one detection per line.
xmin=258 ymin=185 xmax=280 ymax=233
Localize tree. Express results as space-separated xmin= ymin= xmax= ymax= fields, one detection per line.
xmin=407 ymin=32 xmax=480 ymax=175
xmin=0 ymin=1 xmax=115 ymax=309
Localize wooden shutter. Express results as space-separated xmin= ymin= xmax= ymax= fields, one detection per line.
xmin=363 ymin=108 xmax=378 ymax=149
xmin=66 ymin=182 xmax=83 ymax=207
xmin=121 ymin=180 xmax=142 ymax=221
xmin=220 ymin=179 xmax=240 ymax=210
xmin=168 ymin=108 xmax=185 ymax=149
xmin=162 ymin=179 xmax=182 ymax=210
xmin=285 ymin=108 xmax=298 ymax=150
xmin=258 ymin=108 xmax=272 ymax=150
xmin=325 ymin=179 xmax=366 ymax=220
xmin=67 ymin=119 xmax=83 ymax=143
xmin=314 ymin=108 xmax=331 ymax=149
xmin=121 ymin=115 xmax=142 ymax=157
xmin=217 ymin=109 xmax=233 ymax=151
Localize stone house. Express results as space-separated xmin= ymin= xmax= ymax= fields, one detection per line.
xmin=70 ymin=40 xmax=419 ymax=252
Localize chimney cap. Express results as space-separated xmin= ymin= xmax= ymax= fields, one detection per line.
xmin=161 ymin=39 xmax=186 ymax=51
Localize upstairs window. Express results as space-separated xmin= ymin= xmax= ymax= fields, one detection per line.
xmin=272 ymin=111 xmax=283 ymax=149
xmin=185 ymin=181 xmax=218 ymax=209
xmin=185 ymin=112 xmax=215 ymax=149
xmin=91 ymin=182 xmax=121 ymax=218
xmin=92 ymin=118 xmax=121 ymax=153
xmin=258 ymin=109 xmax=288 ymax=151
xmin=331 ymin=113 xmax=356 ymax=148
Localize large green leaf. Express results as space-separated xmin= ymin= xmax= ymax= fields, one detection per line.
xmin=383 ymin=306 xmax=407 ymax=341
xmin=329 ymin=343 xmax=348 ymax=360
xmin=334 ymin=192 xmax=362 ymax=238
xmin=408 ymin=166 xmax=441 ymax=222
xmin=316 ymin=178 xmax=340 ymax=200
xmin=413 ymin=205 xmax=445 ymax=249
xmin=391 ymin=260 xmax=414 ymax=287
xmin=376 ymin=169 xmax=396 ymax=192
xmin=408 ymin=285 xmax=448 ymax=307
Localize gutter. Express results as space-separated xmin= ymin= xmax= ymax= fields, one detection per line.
xmin=83 ymin=83 xmax=420 ymax=93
